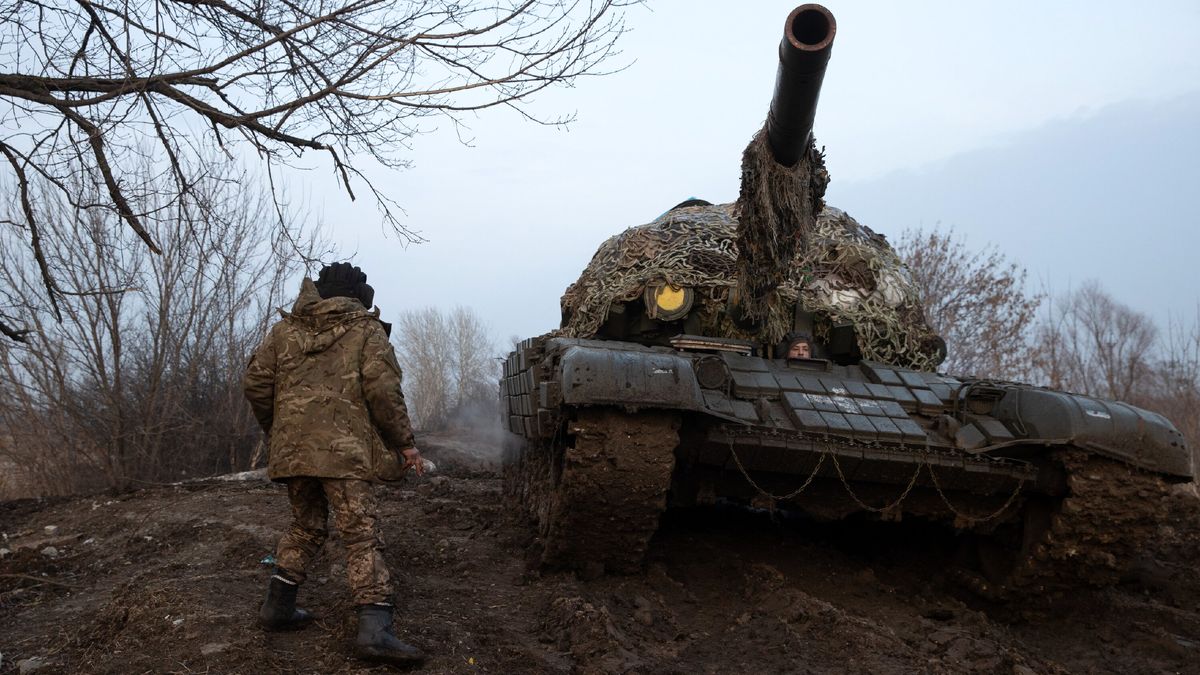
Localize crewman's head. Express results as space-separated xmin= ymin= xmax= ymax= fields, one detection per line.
xmin=315 ymin=262 xmax=375 ymax=308
xmin=787 ymin=338 xmax=812 ymax=360
xmin=776 ymin=331 xmax=814 ymax=360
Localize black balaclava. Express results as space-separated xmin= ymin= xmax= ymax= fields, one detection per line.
xmin=314 ymin=262 xmax=375 ymax=309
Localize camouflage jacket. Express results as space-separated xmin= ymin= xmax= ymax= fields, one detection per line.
xmin=243 ymin=279 xmax=415 ymax=482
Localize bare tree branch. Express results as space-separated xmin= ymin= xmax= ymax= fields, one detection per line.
xmin=0 ymin=317 xmax=31 ymax=342
xmin=0 ymin=139 xmax=62 ymax=321
xmin=0 ymin=0 xmax=638 ymax=338
xmin=898 ymin=227 xmax=1042 ymax=379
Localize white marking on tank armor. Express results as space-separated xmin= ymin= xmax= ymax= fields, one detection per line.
xmin=832 ymin=396 xmax=857 ymax=413
xmin=651 ymin=368 xmax=674 ymax=375
xmin=1085 ymin=409 xmax=1112 ymax=420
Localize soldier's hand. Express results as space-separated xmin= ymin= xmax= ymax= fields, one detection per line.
xmin=401 ymin=447 xmax=425 ymax=476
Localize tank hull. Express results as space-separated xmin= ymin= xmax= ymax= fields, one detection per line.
xmin=501 ymin=336 xmax=1192 ymax=593
xmin=502 ymin=336 xmax=1192 ymax=484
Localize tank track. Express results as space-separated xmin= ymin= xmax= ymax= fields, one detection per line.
xmin=534 ymin=409 xmax=680 ymax=574
xmin=973 ymin=450 xmax=1172 ymax=598
xmin=502 ymin=436 xmax=554 ymax=537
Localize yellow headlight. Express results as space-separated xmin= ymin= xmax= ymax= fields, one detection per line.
xmin=655 ymin=285 xmax=688 ymax=312
xmin=644 ymin=284 xmax=694 ymax=321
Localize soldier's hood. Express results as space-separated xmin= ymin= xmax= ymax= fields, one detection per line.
xmin=279 ymin=278 xmax=381 ymax=353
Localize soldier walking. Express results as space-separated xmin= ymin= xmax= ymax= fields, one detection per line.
xmin=243 ymin=263 xmax=426 ymax=667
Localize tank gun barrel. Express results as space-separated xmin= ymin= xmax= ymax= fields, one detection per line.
xmin=767 ymin=4 xmax=836 ymax=167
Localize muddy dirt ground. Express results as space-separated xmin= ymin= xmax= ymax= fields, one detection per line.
xmin=2 ymin=433 xmax=1199 ymax=674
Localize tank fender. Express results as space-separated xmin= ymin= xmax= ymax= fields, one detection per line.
xmin=992 ymin=388 xmax=1193 ymax=480
xmin=558 ymin=344 xmax=706 ymax=411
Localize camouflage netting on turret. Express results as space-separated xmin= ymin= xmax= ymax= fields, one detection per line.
xmin=558 ymin=203 xmax=944 ymax=371
xmin=734 ymin=130 xmax=829 ymax=325
xmin=559 ymin=205 xmax=740 ymax=339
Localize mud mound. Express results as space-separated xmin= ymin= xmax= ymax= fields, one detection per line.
xmin=1 ymin=443 xmax=1199 ymax=674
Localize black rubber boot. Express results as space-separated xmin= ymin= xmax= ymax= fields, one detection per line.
xmin=258 ymin=573 xmax=314 ymax=631
xmin=355 ymin=604 xmax=426 ymax=666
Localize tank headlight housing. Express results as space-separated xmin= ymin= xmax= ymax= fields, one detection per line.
xmin=644 ymin=284 xmax=694 ymax=321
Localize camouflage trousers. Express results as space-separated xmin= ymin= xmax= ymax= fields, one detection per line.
xmin=274 ymin=477 xmax=394 ymax=605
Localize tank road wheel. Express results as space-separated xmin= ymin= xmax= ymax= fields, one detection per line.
xmin=968 ymin=496 xmax=1054 ymax=596
xmin=972 ymin=451 xmax=1171 ymax=597
xmin=539 ymin=408 xmax=681 ymax=574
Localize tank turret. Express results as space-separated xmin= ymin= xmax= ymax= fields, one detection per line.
xmin=557 ymin=4 xmax=940 ymax=370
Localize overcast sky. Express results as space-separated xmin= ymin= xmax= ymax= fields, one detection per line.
xmin=284 ymin=0 xmax=1200 ymax=345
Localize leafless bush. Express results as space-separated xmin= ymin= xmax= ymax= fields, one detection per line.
xmin=0 ymin=160 xmax=318 ymax=496
xmin=898 ymin=228 xmax=1042 ymax=379
xmin=1033 ymin=282 xmax=1159 ymax=401
xmin=1151 ymin=312 xmax=1200 ymax=462
xmin=0 ymin=0 xmax=637 ymax=339
xmin=394 ymin=306 xmax=499 ymax=431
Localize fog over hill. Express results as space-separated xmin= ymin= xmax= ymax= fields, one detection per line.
xmin=828 ymin=91 xmax=1200 ymax=328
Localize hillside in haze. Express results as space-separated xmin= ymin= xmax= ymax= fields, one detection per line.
xmin=829 ymin=91 xmax=1200 ymax=327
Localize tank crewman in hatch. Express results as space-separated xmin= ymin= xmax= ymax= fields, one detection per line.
xmin=243 ymin=262 xmax=427 ymax=667
xmin=776 ymin=332 xmax=814 ymax=360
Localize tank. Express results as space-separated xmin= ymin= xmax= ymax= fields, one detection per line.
xmin=500 ymin=4 xmax=1194 ymax=596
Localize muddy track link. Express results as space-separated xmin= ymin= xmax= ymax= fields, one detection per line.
xmin=503 ymin=436 xmax=554 ymax=534
xmin=531 ymin=409 xmax=680 ymax=574
xmin=979 ymin=450 xmax=1173 ymax=597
